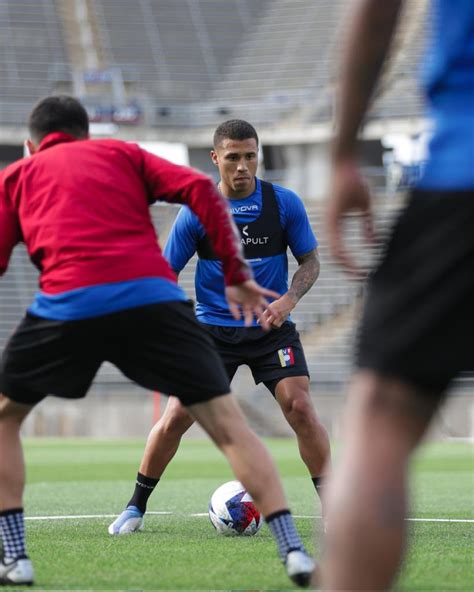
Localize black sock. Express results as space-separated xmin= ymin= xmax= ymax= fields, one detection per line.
xmin=312 ymin=476 xmax=325 ymax=501
xmin=266 ymin=509 xmax=305 ymax=562
xmin=127 ymin=473 xmax=159 ymax=514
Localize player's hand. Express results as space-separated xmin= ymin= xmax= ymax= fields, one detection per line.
xmin=225 ymin=280 xmax=280 ymax=330
xmin=326 ymin=158 xmax=375 ymax=277
xmin=258 ymin=293 xmax=297 ymax=329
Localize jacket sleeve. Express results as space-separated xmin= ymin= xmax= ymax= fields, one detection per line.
xmin=0 ymin=174 xmax=22 ymax=276
xmin=140 ymin=148 xmax=252 ymax=286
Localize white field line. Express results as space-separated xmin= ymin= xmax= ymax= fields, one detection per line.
xmin=24 ymin=512 xmax=474 ymax=524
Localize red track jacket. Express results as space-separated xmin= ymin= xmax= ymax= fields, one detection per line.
xmin=0 ymin=133 xmax=251 ymax=293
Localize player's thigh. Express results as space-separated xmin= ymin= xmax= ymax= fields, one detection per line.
xmin=0 ymin=393 xmax=35 ymax=422
xmin=0 ymin=313 xmax=101 ymax=404
xmin=109 ymin=302 xmax=231 ymax=406
xmin=187 ymin=393 xmax=248 ymax=445
xmin=346 ymin=371 xmax=440 ymax=456
xmin=357 ymin=190 xmax=474 ymax=394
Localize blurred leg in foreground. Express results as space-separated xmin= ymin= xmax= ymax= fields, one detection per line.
xmin=319 ymin=372 xmax=440 ymax=590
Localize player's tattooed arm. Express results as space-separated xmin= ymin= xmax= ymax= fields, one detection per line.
xmin=287 ymin=248 xmax=320 ymax=304
xmin=259 ymin=248 xmax=320 ymax=328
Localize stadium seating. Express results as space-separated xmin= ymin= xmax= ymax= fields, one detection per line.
xmin=0 ymin=0 xmax=430 ymax=127
xmin=209 ymin=1 xmax=344 ymax=118
xmin=0 ymin=0 xmax=69 ymax=124
xmin=93 ymin=0 xmax=267 ymax=101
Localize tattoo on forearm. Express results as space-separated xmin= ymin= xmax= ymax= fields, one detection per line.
xmin=288 ymin=250 xmax=320 ymax=303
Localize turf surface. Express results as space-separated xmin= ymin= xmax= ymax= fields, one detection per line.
xmin=14 ymin=439 xmax=473 ymax=590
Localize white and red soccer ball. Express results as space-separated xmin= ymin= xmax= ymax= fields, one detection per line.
xmin=208 ymin=480 xmax=263 ymax=536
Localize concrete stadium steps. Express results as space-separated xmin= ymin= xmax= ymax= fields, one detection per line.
xmin=211 ymin=0 xmax=344 ymax=105
xmin=56 ymin=0 xmax=107 ymax=71
xmin=0 ymin=0 xmax=69 ymax=123
xmin=0 ymin=246 xmax=39 ymax=348
xmin=0 ymin=0 xmax=432 ymax=126
xmin=92 ymin=0 xmax=267 ymax=101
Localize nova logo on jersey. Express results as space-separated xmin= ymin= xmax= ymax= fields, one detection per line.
xmin=278 ymin=347 xmax=295 ymax=368
xmin=231 ymin=204 xmax=259 ymax=214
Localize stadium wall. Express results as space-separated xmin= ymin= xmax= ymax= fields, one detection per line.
xmin=19 ymin=383 xmax=474 ymax=441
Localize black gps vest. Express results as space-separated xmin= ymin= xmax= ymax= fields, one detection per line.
xmin=196 ymin=181 xmax=287 ymax=260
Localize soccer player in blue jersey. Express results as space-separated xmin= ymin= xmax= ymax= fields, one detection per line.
xmin=109 ymin=119 xmax=331 ymax=535
xmin=319 ymin=0 xmax=474 ymax=589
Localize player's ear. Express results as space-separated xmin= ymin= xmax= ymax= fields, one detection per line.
xmin=210 ymin=150 xmax=219 ymax=166
xmin=25 ymin=139 xmax=38 ymax=156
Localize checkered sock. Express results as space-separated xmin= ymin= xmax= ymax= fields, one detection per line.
xmin=0 ymin=508 xmax=27 ymax=561
xmin=266 ymin=509 xmax=305 ymax=562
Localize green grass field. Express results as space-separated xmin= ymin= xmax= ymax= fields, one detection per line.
xmin=15 ymin=438 xmax=473 ymax=590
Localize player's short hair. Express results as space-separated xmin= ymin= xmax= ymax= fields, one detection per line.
xmin=28 ymin=95 xmax=89 ymax=142
xmin=213 ymin=119 xmax=259 ymax=148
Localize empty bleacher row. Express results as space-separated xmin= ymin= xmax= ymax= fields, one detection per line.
xmin=0 ymin=0 xmax=431 ymax=127
xmin=209 ymin=0 xmax=345 ymax=122
xmin=93 ymin=0 xmax=267 ymax=102
xmin=0 ymin=0 xmax=69 ymax=124
xmin=91 ymin=0 xmax=276 ymax=126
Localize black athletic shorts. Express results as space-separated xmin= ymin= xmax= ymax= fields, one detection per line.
xmin=0 ymin=301 xmax=230 ymax=407
xmin=356 ymin=189 xmax=474 ymax=395
xmin=201 ymin=320 xmax=309 ymax=396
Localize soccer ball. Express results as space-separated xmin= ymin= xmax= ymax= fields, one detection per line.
xmin=208 ymin=480 xmax=263 ymax=536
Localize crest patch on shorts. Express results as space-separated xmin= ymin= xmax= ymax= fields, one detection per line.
xmin=278 ymin=347 xmax=295 ymax=368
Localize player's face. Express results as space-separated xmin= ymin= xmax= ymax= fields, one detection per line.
xmin=211 ymin=137 xmax=258 ymax=198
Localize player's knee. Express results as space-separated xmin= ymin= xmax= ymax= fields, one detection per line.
xmin=211 ymin=430 xmax=234 ymax=448
xmin=162 ymin=407 xmax=193 ymax=435
xmin=284 ymin=390 xmax=316 ymax=424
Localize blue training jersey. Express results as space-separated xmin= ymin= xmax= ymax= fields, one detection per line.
xmin=164 ymin=178 xmax=318 ymax=326
xmin=418 ymin=0 xmax=474 ymax=190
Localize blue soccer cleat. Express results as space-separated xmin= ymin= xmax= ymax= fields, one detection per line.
xmin=108 ymin=506 xmax=144 ymax=535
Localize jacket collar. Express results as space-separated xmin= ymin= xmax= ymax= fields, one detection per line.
xmin=38 ymin=132 xmax=80 ymax=152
